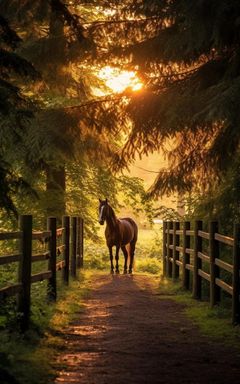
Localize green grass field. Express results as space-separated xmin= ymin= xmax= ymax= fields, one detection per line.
xmin=84 ymin=224 xmax=163 ymax=274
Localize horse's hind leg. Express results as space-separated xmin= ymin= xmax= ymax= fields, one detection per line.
xmin=115 ymin=246 xmax=120 ymax=274
xmin=109 ymin=246 xmax=114 ymax=274
xmin=121 ymin=245 xmax=128 ymax=274
xmin=129 ymin=241 xmax=136 ymax=274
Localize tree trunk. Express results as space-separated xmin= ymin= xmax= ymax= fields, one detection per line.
xmin=45 ymin=1 xmax=66 ymax=221
xmin=46 ymin=165 xmax=66 ymax=220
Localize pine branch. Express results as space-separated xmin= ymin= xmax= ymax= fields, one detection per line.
xmin=0 ymin=15 xmax=21 ymax=48
xmin=0 ymin=48 xmax=40 ymax=80
xmin=50 ymin=0 xmax=87 ymax=43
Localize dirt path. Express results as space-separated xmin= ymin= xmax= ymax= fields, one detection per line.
xmin=54 ymin=274 xmax=240 ymax=384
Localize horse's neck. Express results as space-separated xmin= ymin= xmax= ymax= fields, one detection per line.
xmin=106 ymin=207 xmax=118 ymax=229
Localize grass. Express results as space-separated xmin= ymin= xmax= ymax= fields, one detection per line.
xmin=83 ymin=224 xmax=240 ymax=346
xmin=84 ymin=225 xmax=163 ymax=274
xmin=0 ymin=225 xmax=163 ymax=383
xmin=0 ymin=270 xmax=93 ymax=384
xmin=1 ymin=267 xmax=240 ymax=384
xmin=1 ymin=223 xmax=240 ymax=383
xmin=157 ymin=277 xmax=240 ymax=349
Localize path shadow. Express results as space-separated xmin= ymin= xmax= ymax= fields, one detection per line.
xmin=55 ymin=274 xmax=240 ymax=384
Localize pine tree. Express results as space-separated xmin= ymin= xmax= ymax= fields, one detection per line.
xmin=0 ymin=1 xmax=132 ymax=224
xmin=0 ymin=14 xmax=39 ymax=215
xmin=89 ymin=1 xmax=240 ymax=201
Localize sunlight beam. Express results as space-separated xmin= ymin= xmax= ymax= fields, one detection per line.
xmin=98 ymin=66 xmax=143 ymax=94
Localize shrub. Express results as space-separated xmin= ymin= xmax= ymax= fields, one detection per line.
xmin=135 ymin=257 xmax=161 ymax=274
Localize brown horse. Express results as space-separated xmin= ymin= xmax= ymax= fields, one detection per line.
xmin=98 ymin=199 xmax=138 ymax=274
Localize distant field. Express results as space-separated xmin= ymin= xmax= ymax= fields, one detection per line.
xmin=138 ymin=225 xmax=162 ymax=245
xmin=84 ymin=224 xmax=163 ymax=274
xmin=96 ymin=223 xmax=162 ymax=242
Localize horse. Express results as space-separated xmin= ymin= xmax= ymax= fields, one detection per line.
xmin=98 ymin=198 xmax=138 ymax=274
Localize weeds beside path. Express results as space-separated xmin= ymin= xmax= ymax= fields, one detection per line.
xmin=54 ymin=273 xmax=240 ymax=384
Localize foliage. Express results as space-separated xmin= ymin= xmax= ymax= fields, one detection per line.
xmin=136 ymin=257 xmax=160 ymax=274
xmin=0 ymin=270 xmax=92 ymax=384
xmin=1 ymin=0 xmax=240 ymax=225
xmin=117 ymin=175 xmax=154 ymax=222
xmin=84 ymin=226 xmax=162 ymax=274
xmin=0 ymin=0 xmax=147 ymax=224
xmin=0 ymin=15 xmax=39 ymax=216
xmin=85 ymin=1 xmax=240 ymax=214
xmin=186 ymin=161 xmax=240 ymax=231
xmin=153 ymin=204 xmax=181 ymax=221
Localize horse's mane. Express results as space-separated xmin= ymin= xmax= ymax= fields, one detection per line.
xmin=108 ymin=204 xmax=117 ymax=222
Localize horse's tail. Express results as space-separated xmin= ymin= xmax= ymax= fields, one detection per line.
xmin=126 ymin=243 xmax=131 ymax=266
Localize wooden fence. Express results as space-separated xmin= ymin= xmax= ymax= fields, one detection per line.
xmin=0 ymin=215 xmax=84 ymax=330
xmin=163 ymin=221 xmax=240 ymax=324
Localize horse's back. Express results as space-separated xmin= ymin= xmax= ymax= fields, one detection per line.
xmin=119 ymin=217 xmax=138 ymax=244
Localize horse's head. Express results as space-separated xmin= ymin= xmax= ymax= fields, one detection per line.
xmin=98 ymin=198 xmax=109 ymax=225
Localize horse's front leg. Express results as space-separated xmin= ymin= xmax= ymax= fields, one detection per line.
xmin=109 ymin=246 xmax=114 ymax=274
xmin=115 ymin=246 xmax=120 ymax=274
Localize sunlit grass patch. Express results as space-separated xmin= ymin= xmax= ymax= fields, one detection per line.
xmin=84 ymin=242 xmax=109 ymax=270
xmin=135 ymin=257 xmax=161 ymax=274
xmin=157 ymin=277 xmax=240 ymax=349
xmin=138 ymin=226 xmax=162 ymax=245
xmin=84 ymin=226 xmax=163 ymax=274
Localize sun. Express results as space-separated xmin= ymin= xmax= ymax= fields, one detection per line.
xmin=98 ymin=66 xmax=143 ymax=93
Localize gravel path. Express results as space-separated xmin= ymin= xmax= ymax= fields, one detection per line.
xmin=54 ymin=274 xmax=240 ymax=384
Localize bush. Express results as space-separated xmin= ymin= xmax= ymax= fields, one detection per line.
xmin=84 ymin=243 xmax=109 ymax=270
xmin=135 ymin=257 xmax=161 ymax=274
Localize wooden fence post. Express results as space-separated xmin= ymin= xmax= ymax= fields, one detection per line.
xmin=232 ymin=223 xmax=240 ymax=324
xmin=63 ymin=216 xmax=70 ymax=284
xmin=77 ymin=217 xmax=83 ymax=268
xmin=71 ymin=216 xmax=77 ymax=277
xmin=166 ymin=222 xmax=173 ymax=277
xmin=162 ymin=221 xmax=167 ymax=277
xmin=182 ymin=221 xmax=190 ymax=290
xmin=209 ymin=221 xmax=220 ymax=307
xmin=76 ymin=217 xmax=81 ymax=268
xmin=172 ymin=221 xmax=180 ymax=279
xmin=193 ymin=220 xmax=202 ymax=299
xmin=79 ymin=218 xmax=84 ymax=268
xmin=47 ymin=217 xmax=57 ymax=300
xmin=17 ymin=215 xmax=32 ymax=331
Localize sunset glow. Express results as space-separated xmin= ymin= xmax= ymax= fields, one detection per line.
xmin=98 ymin=66 xmax=143 ymax=93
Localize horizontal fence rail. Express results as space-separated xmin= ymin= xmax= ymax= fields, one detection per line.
xmin=163 ymin=221 xmax=240 ymax=324
xmin=0 ymin=215 xmax=84 ymax=331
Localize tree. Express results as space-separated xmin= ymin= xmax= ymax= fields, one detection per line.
xmin=0 ymin=1 xmax=142 ymax=230
xmin=89 ymin=1 xmax=240 ymax=203
xmin=0 ymin=14 xmax=39 ymax=216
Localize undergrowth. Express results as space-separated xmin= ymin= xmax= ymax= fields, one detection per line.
xmin=0 ymin=270 xmax=93 ymax=384
xmin=2 ymin=224 xmax=240 ymax=383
